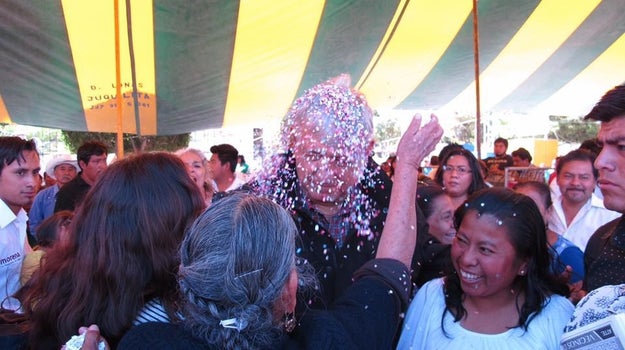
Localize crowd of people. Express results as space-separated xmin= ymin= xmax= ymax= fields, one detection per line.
xmin=1 ymin=76 xmax=624 ymax=349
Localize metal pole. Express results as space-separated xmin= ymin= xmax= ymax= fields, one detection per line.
xmin=114 ymin=0 xmax=124 ymax=158
xmin=472 ymin=0 xmax=482 ymax=159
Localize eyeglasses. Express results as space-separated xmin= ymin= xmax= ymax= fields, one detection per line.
xmin=443 ymin=165 xmax=472 ymax=175
xmin=302 ymin=151 xmax=351 ymax=168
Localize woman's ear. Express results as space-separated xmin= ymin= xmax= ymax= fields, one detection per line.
xmin=276 ymin=269 xmax=298 ymax=316
xmin=518 ymin=261 xmax=529 ymax=276
xmin=284 ymin=269 xmax=298 ymax=313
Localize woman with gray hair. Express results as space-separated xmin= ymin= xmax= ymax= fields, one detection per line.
xmin=116 ymin=115 xmax=443 ymax=349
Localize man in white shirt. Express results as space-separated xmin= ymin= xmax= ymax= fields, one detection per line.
xmin=208 ymin=144 xmax=246 ymax=192
xmin=0 ymin=137 xmax=39 ymax=310
xmin=547 ymin=149 xmax=620 ymax=251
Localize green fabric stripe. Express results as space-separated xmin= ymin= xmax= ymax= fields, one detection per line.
xmin=153 ymin=0 xmax=238 ymax=134
xmin=296 ymin=0 xmax=401 ymax=96
xmin=397 ymin=0 xmax=541 ymax=110
xmin=495 ymin=0 xmax=625 ymax=113
xmin=0 ymin=0 xmax=86 ymax=129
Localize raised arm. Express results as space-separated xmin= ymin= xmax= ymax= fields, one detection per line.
xmin=376 ymin=114 xmax=443 ymax=268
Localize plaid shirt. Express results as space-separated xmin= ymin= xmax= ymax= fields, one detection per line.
xmin=301 ymin=200 xmax=350 ymax=249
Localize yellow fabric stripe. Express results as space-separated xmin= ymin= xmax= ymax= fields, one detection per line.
xmin=223 ymin=1 xmax=325 ymax=128
xmin=62 ymin=0 xmax=157 ymax=134
xmin=358 ymin=0 xmax=472 ymax=110
xmin=355 ymin=0 xmax=408 ymax=89
xmin=443 ymin=0 xmax=601 ymax=113
xmin=0 ymin=95 xmax=12 ymax=124
xmin=533 ymin=32 xmax=625 ymax=117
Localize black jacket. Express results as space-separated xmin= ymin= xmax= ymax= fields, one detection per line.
xmin=54 ymin=173 xmax=90 ymax=212
xmin=584 ymin=216 xmax=625 ymax=292
xmin=251 ymin=154 xmax=392 ymax=308
xmin=118 ymin=259 xmax=410 ymax=350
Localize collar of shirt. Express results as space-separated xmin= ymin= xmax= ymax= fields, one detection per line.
xmin=295 ymin=186 xmax=352 ymax=246
xmin=0 ymin=199 xmax=27 ymax=229
xmin=591 ymin=192 xmax=610 ymax=209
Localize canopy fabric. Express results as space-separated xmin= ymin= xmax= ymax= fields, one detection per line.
xmin=1 ymin=0 xmax=624 ymax=135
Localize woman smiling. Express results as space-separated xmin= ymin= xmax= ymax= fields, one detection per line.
xmin=398 ymin=188 xmax=574 ymax=349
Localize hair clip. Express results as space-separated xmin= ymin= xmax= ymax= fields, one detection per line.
xmin=219 ymin=318 xmax=247 ymax=331
xmin=235 ymin=268 xmax=264 ymax=280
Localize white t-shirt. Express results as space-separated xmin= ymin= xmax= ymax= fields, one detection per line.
xmin=397 ymin=278 xmax=574 ymax=350
xmin=0 ymin=200 xmax=31 ymax=310
xmin=225 ymin=174 xmax=247 ymax=192
xmin=210 ymin=173 xmax=247 ymax=193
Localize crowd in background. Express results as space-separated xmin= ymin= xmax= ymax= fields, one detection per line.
xmin=1 ymin=76 xmax=625 ymax=349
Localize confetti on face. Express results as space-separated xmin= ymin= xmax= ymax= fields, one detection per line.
xmin=254 ymin=75 xmax=384 ymax=239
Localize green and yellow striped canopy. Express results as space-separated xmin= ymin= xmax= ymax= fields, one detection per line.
xmin=1 ymin=0 xmax=624 ymax=135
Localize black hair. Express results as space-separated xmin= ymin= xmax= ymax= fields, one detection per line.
xmin=416 ymin=185 xmax=447 ymax=220
xmin=210 ymin=144 xmax=239 ymax=173
xmin=443 ymin=188 xmax=569 ymax=333
xmin=435 ymin=148 xmax=487 ymax=195
xmin=584 ymin=83 xmax=625 ymax=122
xmin=555 ymin=149 xmax=597 ymax=179
xmin=0 ymin=137 xmax=39 ymax=174
xmin=494 ymin=137 xmax=508 ymax=149
xmin=77 ymin=141 xmax=109 ymax=168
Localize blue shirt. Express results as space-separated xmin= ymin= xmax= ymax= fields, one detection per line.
xmin=28 ymin=185 xmax=59 ymax=237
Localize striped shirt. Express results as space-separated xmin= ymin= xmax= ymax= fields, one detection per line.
xmin=133 ymin=299 xmax=171 ymax=325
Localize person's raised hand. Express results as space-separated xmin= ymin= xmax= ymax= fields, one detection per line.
xmin=375 ymin=113 xmax=443 ymax=267
xmin=395 ymin=113 xmax=444 ymax=171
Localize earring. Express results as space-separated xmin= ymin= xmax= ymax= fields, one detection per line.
xmin=519 ymin=270 xmax=526 ymax=276
xmin=284 ymin=313 xmax=297 ymax=333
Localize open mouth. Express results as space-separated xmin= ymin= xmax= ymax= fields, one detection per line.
xmin=444 ymin=232 xmax=456 ymax=239
xmin=317 ymin=182 xmax=339 ymax=192
xmin=460 ymin=270 xmax=481 ymax=282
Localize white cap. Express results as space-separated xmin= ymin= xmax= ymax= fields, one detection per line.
xmin=45 ymin=154 xmax=79 ymax=179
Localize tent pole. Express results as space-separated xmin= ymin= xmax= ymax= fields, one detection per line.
xmin=472 ymin=0 xmax=482 ymax=159
xmin=125 ymin=0 xmax=144 ymax=151
xmin=114 ymin=0 xmax=124 ymax=158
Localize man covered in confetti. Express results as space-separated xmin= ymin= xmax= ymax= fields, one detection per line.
xmin=252 ymin=74 xmax=393 ymax=308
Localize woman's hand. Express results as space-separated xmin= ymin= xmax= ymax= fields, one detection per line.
xmin=62 ymin=324 xmax=110 ymax=350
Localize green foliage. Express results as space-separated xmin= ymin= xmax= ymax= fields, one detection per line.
xmin=374 ymin=118 xmax=402 ymax=143
xmin=554 ymin=119 xmax=599 ymax=143
xmin=61 ymin=131 xmax=190 ymax=154
xmin=0 ymin=125 xmax=66 ymax=155
xmin=451 ymin=116 xmax=475 ymax=143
